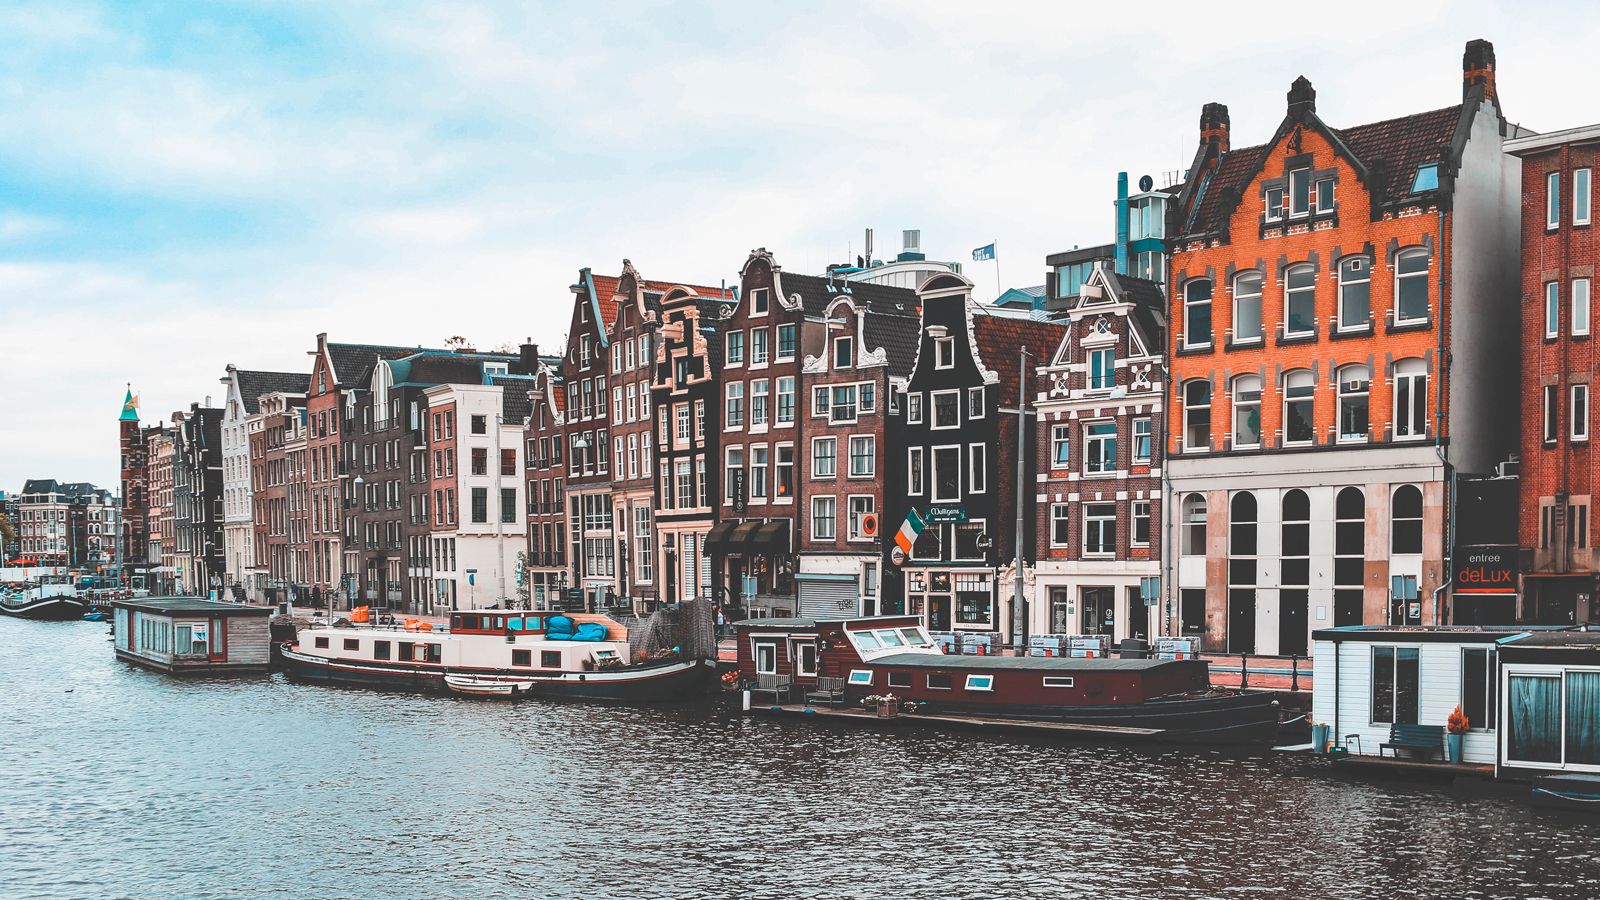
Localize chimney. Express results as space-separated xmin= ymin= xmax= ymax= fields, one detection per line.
xmin=515 ymin=339 xmax=540 ymax=376
xmin=1463 ymin=38 xmax=1496 ymax=102
xmin=1287 ymin=76 xmax=1316 ymax=118
xmin=1200 ymin=102 xmax=1230 ymax=153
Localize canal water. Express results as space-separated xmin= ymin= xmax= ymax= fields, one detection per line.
xmin=4 ymin=619 xmax=1598 ymax=900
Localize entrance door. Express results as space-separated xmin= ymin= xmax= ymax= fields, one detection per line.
xmin=1228 ymin=589 xmax=1257 ymax=653
xmin=727 ymin=559 xmax=745 ymax=611
xmin=1049 ymin=588 xmax=1073 ymax=634
xmin=928 ymin=595 xmax=951 ymax=631
xmin=1126 ymin=587 xmax=1149 ymax=641
xmin=1334 ymin=589 xmax=1363 ymax=627
xmin=1279 ymin=589 xmax=1308 ymax=657
xmin=1082 ymin=587 xmax=1114 ymax=636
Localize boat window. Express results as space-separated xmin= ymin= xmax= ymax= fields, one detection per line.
xmin=927 ymin=673 xmax=953 ymax=690
xmin=966 ymin=674 xmax=995 ymax=692
xmin=848 ymin=669 xmax=873 ymax=686
xmin=512 ymin=649 xmax=532 ymax=666
xmin=887 ymin=671 xmax=911 ymax=689
xmin=423 ymin=644 xmax=442 ymax=663
xmin=876 ymin=629 xmax=906 ymax=647
xmin=462 ymin=616 xmax=479 ymax=630
xmin=1043 ymin=676 xmax=1076 ymax=688
xmin=854 ymin=632 xmax=882 ymax=651
xmin=398 ymin=643 xmax=414 ymax=661
xmin=541 ymin=650 xmax=562 ymax=668
xmin=374 ymin=641 xmax=391 ymax=660
xmin=525 ymin=617 xmax=542 ymax=631
xmin=314 ymin=636 xmax=329 ymax=649
xmin=754 ymin=641 xmax=778 ymax=675
xmin=898 ymin=628 xmax=930 ymax=647
xmin=595 ymin=649 xmax=619 ymax=661
xmin=343 ymin=638 xmax=360 ymax=651
xmin=508 ymin=617 xmax=523 ymax=631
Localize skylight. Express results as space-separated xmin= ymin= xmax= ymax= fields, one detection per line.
xmin=1411 ymin=164 xmax=1439 ymax=193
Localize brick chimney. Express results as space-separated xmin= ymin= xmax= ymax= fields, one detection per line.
xmin=1287 ymin=76 xmax=1316 ymax=118
xmin=515 ymin=339 xmax=540 ymax=376
xmin=1200 ymin=102 xmax=1230 ymax=154
xmin=1463 ymin=38 xmax=1496 ymax=102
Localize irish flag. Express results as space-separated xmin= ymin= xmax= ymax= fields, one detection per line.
xmin=894 ymin=509 xmax=926 ymax=555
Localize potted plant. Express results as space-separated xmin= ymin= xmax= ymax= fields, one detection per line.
xmin=1310 ymin=719 xmax=1331 ymax=754
xmin=1446 ymin=706 xmax=1469 ymax=763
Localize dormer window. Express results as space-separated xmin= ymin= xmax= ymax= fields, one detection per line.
xmin=934 ymin=337 xmax=955 ymax=369
xmin=833 ymin=335 xmax=853 ymax=369
xmin=1411 ymin=164 xmax=1439 ymax=193
xmin=1289 ymin=168 xmax=1311 ymax=218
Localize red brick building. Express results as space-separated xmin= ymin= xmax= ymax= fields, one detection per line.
xmin=523 ymin=363 xmax=566 ymax=607
xmin=1508 ymin=123 xmax=1600 ymax=626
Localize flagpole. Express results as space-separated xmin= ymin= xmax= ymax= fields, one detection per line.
xmin=993 ymin=240 xmax=1002 ymax=302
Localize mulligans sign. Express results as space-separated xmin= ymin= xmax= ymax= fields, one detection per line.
xmin=1454 ymin=545 xmax=1517 ymax=595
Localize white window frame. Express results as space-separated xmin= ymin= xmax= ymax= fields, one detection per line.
xmin=906 ymin=393 xmax=923 ymax=425
xmin=1051 ymin=423 xmax=1071 ymax=469
xmin=848 ymin=435 xmax=876 ymax=478
xmin=1232 ymin=375 xmax=1262 ymax=450
xmin=1083 ymin=503 xmax=1116 ymax=558
xmin=847 ymin=495 xmax=876 ymax=542
xmin=1043 ymin=676 xmax=1076 ymax=688
xmin=1083 ymin=420 xmax=1117 ymax=475
xmin=1132 ymin=500 xmax=1152 ymax=548
xmin=1050 ymin=503 xmax=1071 ymax=548
xmin=1546 ymin=281 xmax=1561 ymax=339
xmin=1394 ymin=248 xmax=1431 ymax=326
xmin=931 ymin=445 xmax=961 ymax=503
xmin=847 ymin=669 xmax=872 ymax=686
xmin=934 ymin=337 xmax=955 ymax=369
xmin=965 ymin=674 xmax=995 ymax=692
xmin=1548 ymin=171 xmax=1561 ymax=230
xmin=1232 ymin=271 xmax=1264 ymax=344
xmin=968 ymin=443 xmax=986 ymax=494
xmin=1133 ymin=417 xmax=1153 ymax=464
xmin=907 ymin=447 xmax=925 ymax=495
xmin=811 ymin=437 xmax=837 ymax=478
xmin=811 ymin=495 xmax=837 ymax=540
xmin=754 ymin=640 xmax=777 ymax=675
xmin=1393 ymin=359 xmax=1428 ymax=441
xmin=725 ymin=330 xmax=745 ymax=366
xmin=795 ymin=642 xmax=818 ymax=677
xmin=967 ymin=386 xmax=984 ymax=419
xmin=1545 ymin=384 xmax=1560 ymax=444
xmin=1289 ymin=167 xmax=1311 ymax=218
xmin=1183 ymin=279 xmax=1212 ymax=349
xmin=1577 ymin=168 xmax=1593 ymax=227
xmin=1573 ymin=384 xmax=1590 ymax=443
xmin=1574 ymin=278 xmax=1591 ymax=337
xmin=930 ymin=389 xmax=960 ymax=430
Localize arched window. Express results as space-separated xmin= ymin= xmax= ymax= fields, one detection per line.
xmin=1283 ymin=369 xmax=1315 ymax=446
xmin=1282 ymin=489 xmax=1311 ymax=582
xmin=1394 ymin=359 xmax=1428 ymax=440
xmin=1184 ymin=279 xmax=1213 ymax=348
xmin=1337 ymin=364 xmax=1371 ymax=442
xmin=1182 ymin=493 xmax=1207 ymax=556
xmin=1392 ymin=485 xmax=1424 ymax=554
xmin=1232 ymin=375 xmax=1262 ymax=449
xmin=1334 ymin=487 xmax=1366 ymax=624
xmin=1284 ymin=264 xmax=1317 ymax=337
xmin=1233 ymin=272 xmax=1264 ymax=343
xmin=1338 ymin=256 xmax=1371 ymax=330
xmin=1183 ymin=379 xmax=1212 ymax=452
xmin=1395 ymin=248 xmax=1431 ymax=324
xmin=1230 ymin=491 xmax=1258 ymax=586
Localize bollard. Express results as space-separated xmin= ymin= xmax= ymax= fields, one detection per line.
xmin=742 ymin=689 xmax=751 ymax=712
xmin=1240 ymin=652 xmax=1249 ymax=690
xmin=1290 ymin=655 xmax=1301 ymax=692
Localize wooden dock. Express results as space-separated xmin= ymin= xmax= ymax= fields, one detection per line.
xmin=746 ymin=703 xmax=1166 ymax=742
xmin=1330 ymin=754 xmax=1495 ymax=781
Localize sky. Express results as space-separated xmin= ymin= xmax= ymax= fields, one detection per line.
xmin=1 ymin=1 xmax=1596 ymax=492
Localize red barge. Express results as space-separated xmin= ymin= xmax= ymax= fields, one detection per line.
xmin=735 ymin=616 xmax=1280 ymax=743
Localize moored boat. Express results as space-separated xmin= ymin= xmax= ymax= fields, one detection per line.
xmin=1532 ymin=773 xmax=1600 ymax=814
xmin=735 ymin=615 xmax=1280 ymax=743
xmin=444 ymin=673 xmax=535 ymax=698
xmin=1 ymin=577 xmax=89 ymax=621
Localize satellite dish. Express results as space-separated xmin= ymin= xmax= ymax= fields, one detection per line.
xmin=1138 ymin=174 xmax=1154 ymax=192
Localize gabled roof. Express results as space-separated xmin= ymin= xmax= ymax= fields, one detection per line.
xmin=328 ymin=342 xmax=440 ymax=389
xmin=972 ymin=309 xmax=1067 ymax=407
xmin=489 ymin=374 xmax=536 ymax=423
xmin=780 ymin=272 xmax=921 ymax=319
xmin=579 ymin=271 xmax=729 ymax=344
xmin=864 ymin=308 xmax=921 ymax=377
xmin=235 ymin=370 xmax=310 ymax=414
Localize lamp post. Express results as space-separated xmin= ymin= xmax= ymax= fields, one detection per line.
xmin=350 ymin=474 xmax=364 ymax=612
xmin=571 ymin=433 xmax=591 ymax=610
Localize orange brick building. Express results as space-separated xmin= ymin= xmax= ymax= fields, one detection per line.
xmin=1508 ymin=124 xmax=1600 ymax=627
xmin=1164 ymin=40 xmax=1524 ymax=654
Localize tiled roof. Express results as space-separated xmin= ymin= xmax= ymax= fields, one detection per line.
xmin=1103 ymin=271 xmax=1169 ymax=347
xmin=235 ymin=370 xmax=309 ymax=413
xmin=582 ymin=273 xmax=729 ymax=334
xmin=972 ymin=310 xmax=1067 ymax=408
xmin=490 ymin=374 xmax=536 ymax=423
xmin=781 ymin=272 xmax=921 ymax=318
xmin=1185 ymin=104 xmax=1465 ymax=236
xmin=328 ymin=342 xmax=440 ymax=388
xmin=864 ymin=309 xmax=921 ymax=377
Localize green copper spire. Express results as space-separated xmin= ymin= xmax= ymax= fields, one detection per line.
xmin=120 ymin=386 xmax=139 ymax=422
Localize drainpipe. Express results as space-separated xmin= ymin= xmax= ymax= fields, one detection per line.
xmin=1013 ymin=348 xmax=1032 ymax=655
xmin=1434 ymin=206 xmax=1452 ymax=625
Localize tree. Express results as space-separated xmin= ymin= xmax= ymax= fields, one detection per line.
xmin=0 ymin=508 xmax=14 ymax=561
xmin=514 ymin=550 xmax=531 ymax=609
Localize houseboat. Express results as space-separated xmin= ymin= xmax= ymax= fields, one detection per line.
xmin=735 ymin=615 xmax=1281 ymax=742
xmin=111 ymin=597 xmax=274 ymax=674
xmin=1 ymin=575 xmax=89 ymax=621
xmin=281 ymin=610 xmax=711 ymax=701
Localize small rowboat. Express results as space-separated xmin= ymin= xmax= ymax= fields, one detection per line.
xmin=443 ymin=674 xmax=535 ymax=699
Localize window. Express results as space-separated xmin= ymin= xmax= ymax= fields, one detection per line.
xmin=501 ymin=448 xmax=517 ymax=476
xmin=848 ymin=436 xmax=875 ymax=477
xmin=906 ymin=393 xmax=923 ymax=424
xmin=541 ymin=650 xmax=562 ymax=668
xmin=1544 ymin=384 xmax=1559 ymax=443
xmin=1315 ymin=176 xmax=1336 ymax=214
xmin=932 ymin=447 xmax=961 ymax=502
xmin=1574 ymin=384 xmax=1590 ymax=442
xmin=1181 ymin=494 xmax=1206 ymax=556
xmin=967 ymin=387 xmax=984 ymax=418
xmin=752 ymin=328 xmax=769 ymax=365
xmin=1372 ymin=646 xmax=1420 ymax=725
xmin=512 ymin=648 xmax=531 ymax=667
xmin=1289 ymin=167 xmax=1311 ymax=217
xmin=751 ymin=379 xmax=770 ymax=427
xmin=965 ymin=674 xmax=995 ymax=692
xmin=887 ymin=671 xmax=911 ymax=689
xmin=471 ymin=447 xmax=488 ymax=476
xmin=832 ymin=334 xmax=852 ymax=368
xmin=754 ymin=641 xmax=777 ymax=675
xmin=1461 ymin=648 xmax=1497 ymax=733
xmin=1284 ymin=265 xmax=1315 ymax=336
xmin=1546 ymin=282 xmax=1561 ymax=338
xmin=471 ymin=415 xmax=487 ymax=435
xmin=775 ymin=445 xmax=794 ymax=499
xmin=1232 ymin=375 xmax=1262 ymax=449
xmin=1338 ymin=257 xmax=1371 ymax=330
xmin=934 ymin=337 xmax=955 ymax=369
xmin=471 ymin=487 xmax=488 ymax=523
xmin=1232 ymin=272 xmax=1263 ymax=343
xmin=1084 ymin=421 xmax=1117 ymax=474
xmin=811 ymin=496 xmax=837 ymax=540
xmin=724 ymin=382 xmax=744 ymax=428
xmin=1577 ymin=168 xmax=1593 ymax=226
xmin=1084 ymin=503 xmax=1116 ymax=556
xmin=776 ymin=377 xmax=796 ymax=424
xmin=848 ymin=669 xmax=873 ymax=686
xmin=1088 ymin=348 xmax=1115 ymax=389
xmin=1183 ymin=379 xmax=1211 ymax=451
xmin=676 ymin=404 xmax=691 ymax=443
xmin=968 ymin=444 xmax=986 ymax=493
xmin=1395 ymin=249 xmax=1430 ymax=324
xmin=1133 ymin=418 xmax=1152 ymax=463
xmin=1132 ymin=500 xmax=1151 ymax=547
xmin=1394 ymin=359 xmax=1428 ymax=440
xmin=1051 ymin=424 xmax=1071 ymax=468
xmin=777 ymin=324 xmax=797 ymax=360
xmin=1184 ymin=279 xmax=1213 ymax=347
xmin=1548 ymin=171 xmax=1561 ymax=229
xmin=749 ymin=446 xmax=769 ymax=501
xmin=1050 ymin=503 xmax=1071 ymax=547
xmin=1506 ymin=674 xmax=1562 ymax=765
xmin=1574 ymin=278 xmax=1591 ymax=337
xmin=796 ymin=643 xmax=818 ymax=677
xmin=725 ymin=331 xmax=745 ymax=365
xmin=811 ymin=385 xmax=829 ymax=418
xmin=751 ymin=287 xmax=769 ymax=315
xmin=343 ymin=638 xmax=360 ymax=651
xmin=927 ymin=672 xmax=953 ymax=690
xmin=932 ymin=391 xmax=959 ymax=429
xmin=907 ymin=447 xmax=925 ymax=494
xmin=1043 ymin=676 xmax=1076 ymax=688
xmin=500 ymin=488 xmax=517 ymax=523
xmin=1411 ymin=164 xmax=1438 ymax=193
xmin=848 ymin=496 xmax=875 ymax=540
xmin=725 ymin=447 xmax=744 ymax=502
xmin=1391 ymin=485 xmax=1423 ymax=555
xmin=1264 ymin=186 xmax=1285 ymax=223
xmin=1337 ymin=365 xmax=1370 ymax=442
xmin=811 ymin=438 xmax=836 ymax=478
xmin=830 ymin=384 xmax=858 ymax=423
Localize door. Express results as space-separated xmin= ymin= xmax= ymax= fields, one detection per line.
xmin=1279 ymin=590 xmax=1308 ymax=657
xmin=1126 ymin=587 xmax=1149 ymax=641
xmin=1049 ymin=588 xmax=1073 ymax=634
xmin=1334 ymin=589 xmax=1363 ymax=627
xmin=1081 ymin=587 xmax=1114 ymax=636
xmin=1228 ymin=589 xmax=1256 ymax=653
xmin=928 ymin=595 xmax=951 ymax=631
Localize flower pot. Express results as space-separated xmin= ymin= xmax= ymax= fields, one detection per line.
xmin=1446 ymin=733 xmax=1464 ymax=763
xmin=1311 ymin=723 xmax=1330 ymax=754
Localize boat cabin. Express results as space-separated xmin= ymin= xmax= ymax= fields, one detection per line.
xmin=1497 ymin=630 xmax=1600 ymax=778
xmin=112 ymin=596 xmax=273 ymax=674
xmin=296 ymin=612 xmax=632 ymax=673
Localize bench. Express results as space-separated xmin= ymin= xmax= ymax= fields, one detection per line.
xmin=804 ymin=676 xmax=847 ymax=708
xmin=1379 ymin=723 xmax=1445 ymax=759
xmin=750 ymin=673 xmax=793 ymax=704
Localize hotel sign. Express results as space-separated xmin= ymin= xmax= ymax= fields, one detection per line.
xmin=1454 ymin=545 xmax=1517 ymax=595
xmin=922 ymin=505 xmax=969 ymax=524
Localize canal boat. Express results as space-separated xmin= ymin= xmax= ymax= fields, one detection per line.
xmin=1532 ymin=773 xmax=1600 ymax=815
xmin=1 ymin=577 xmax=89 ymax=621
xmin=735 ymin=615 xmax=1281 ymax=743
xmin=282 ymin=609 xmax=712 ymax=701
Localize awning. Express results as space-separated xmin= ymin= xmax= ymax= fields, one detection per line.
xmin=752 ymin=520 xmax=791 ymax=554
xmin=703 ymin=521 xmax=739 ymax=553
xmin=727 ymin=521 xmax=762 ymax=550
